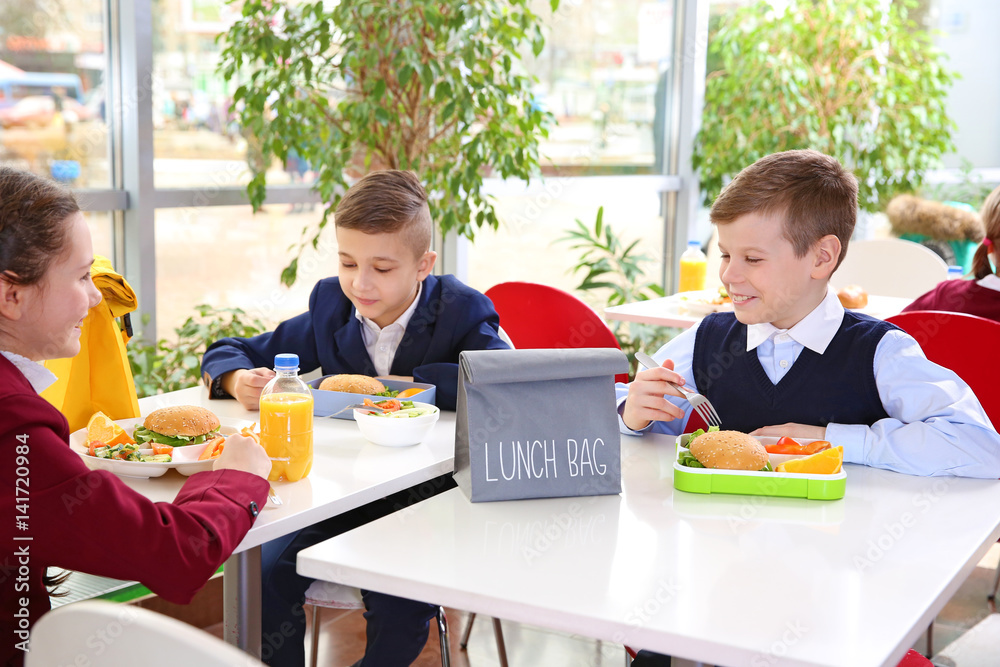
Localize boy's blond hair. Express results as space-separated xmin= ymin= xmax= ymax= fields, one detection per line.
xmin=334 ymin=170 xmax=432 ymax=257
xmin=710 ymin=150 xmax=858 ymax=269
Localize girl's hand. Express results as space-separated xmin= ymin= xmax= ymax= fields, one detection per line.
xmin=750 ymin=423 xmax=827 ymax=441
xmin=622 ymin=358 xmax=688 ymax=431
xmin=213 ymin=433 xmax=272 ymax=479
xmin=223 ymin=368 xmax=276 ymax=411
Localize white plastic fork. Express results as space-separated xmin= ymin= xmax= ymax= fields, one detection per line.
xmin=325 ymin=403 xmax=388 ymax=418
xmin=634 ymin=351 xmax=723 ymax=428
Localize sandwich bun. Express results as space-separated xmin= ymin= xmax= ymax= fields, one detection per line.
xmin=319 ymin=374 xmax=387 ymax=395
xmin=837 ymin=284 xmax=868 ymax=309
xmin=689 ymin=430 xmax=769 ymax=471
xmin=143 ymin=405 xmax=220 ymax=437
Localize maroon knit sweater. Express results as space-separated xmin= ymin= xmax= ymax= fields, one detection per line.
xmin=903 ymin=279 xmax=1000 ymax=323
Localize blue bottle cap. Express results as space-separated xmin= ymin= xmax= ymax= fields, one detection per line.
xmin=274 ymin=353 xmax=299 ymax=370
xmin=688 ymin=240 xmax=701 ymax=247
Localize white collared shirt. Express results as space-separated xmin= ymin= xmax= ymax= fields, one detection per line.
xmin=615 ymin=286 xmax=1000 ymax=478
xmin=744 ymin=288 xmax=845 ymax=382
xmin=1 ymin=350 xmax=58 ymax=394
xmin=977 ymin=273 xmax=1000 ymax=292
xmin=355 ymin=282 xmax=422 ymax=376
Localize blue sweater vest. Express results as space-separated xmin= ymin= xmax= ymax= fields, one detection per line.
xmin=691 ymin=311 xmax=896 ymax=433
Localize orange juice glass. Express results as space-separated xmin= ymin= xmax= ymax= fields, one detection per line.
xmin=679 ymin=241 xmax=708 ymax=292
xmin=679 ymin=256 xmax=708 ymax=292
xmin=259 ymin=353 xmax=314 ymax=482
xmin=260 ymin=392 xmax=314 ymax=482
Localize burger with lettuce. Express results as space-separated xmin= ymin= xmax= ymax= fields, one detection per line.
xmin=133 ymin=405 xmax=221 ymax=447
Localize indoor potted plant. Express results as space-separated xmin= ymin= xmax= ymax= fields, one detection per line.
xmin=693 ymin=0 xmax=956 ymax=213
xmin=218 ymin=0 xmax=560 ymax=285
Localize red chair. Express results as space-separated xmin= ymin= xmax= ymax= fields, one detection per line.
xmin=885 ymin=311 xmax=1000 ymax=429
xmin=484 ymin=281 xmax=629 ymax=384
xmin=886 ymin=310 xmax=1000 ymax=646
xmin=895 ymin=649 xmax=934 ymax=667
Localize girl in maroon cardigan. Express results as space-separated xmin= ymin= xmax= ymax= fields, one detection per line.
xmin=904 ymin=185 xmax=1000 ymax=322
xmin=0 ymin=167 xmax=272 ymax=666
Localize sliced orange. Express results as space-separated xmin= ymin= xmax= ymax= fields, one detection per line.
xmin=86 ymin=411 xmax=135 ymax=447
xmin=776 ymin=445 xmax=843 ymax=475
xmin=397 ymin=387 xmax=423 ymax=399
xmin=198 ymin=436 xmax=227 ymax=461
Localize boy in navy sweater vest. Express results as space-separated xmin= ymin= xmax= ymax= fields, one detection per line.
xmin=619 ymin=149 xmax=1000 ymax=667
xmin=620 ymin=150 xmax=999 ymax=475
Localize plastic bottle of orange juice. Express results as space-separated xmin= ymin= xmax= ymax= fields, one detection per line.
xmin=259 ymin=353 xmax=314 ymax=482
xmin=678 ymin=240 xmax=707 ymax=292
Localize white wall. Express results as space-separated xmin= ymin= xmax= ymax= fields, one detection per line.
xmin=933 ymin=0 xmax=1000 ymax=168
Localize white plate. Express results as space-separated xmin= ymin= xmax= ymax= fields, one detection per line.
xmin=668 ymin=290 xmax=734 ymax=314
xmin=69 ymin=417 xmax=253 ymax=479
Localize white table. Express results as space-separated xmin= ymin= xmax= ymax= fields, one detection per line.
xmin=604 ymin=294 xmax=913 ymax=329
xmin=298 ymin=431 xmax=1000 ymax=667
xmin=125 ymin=386 xmax=456 ymax=656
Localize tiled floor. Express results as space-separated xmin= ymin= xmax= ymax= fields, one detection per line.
xmin=206 ymin=543 xmax=1000 ymax=666
xmin=304 ymin=608 xmax=625 ymax=667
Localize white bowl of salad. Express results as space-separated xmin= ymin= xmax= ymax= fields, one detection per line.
xmin=353 ymin=400 xmax=441 ymax=447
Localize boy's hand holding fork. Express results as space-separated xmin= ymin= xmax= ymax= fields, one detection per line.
xmin=622 ymin=358 xmax=689 ymax=431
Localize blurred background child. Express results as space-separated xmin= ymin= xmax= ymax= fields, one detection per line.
xmin=903 ymin=184 xmax=1000 ymax=322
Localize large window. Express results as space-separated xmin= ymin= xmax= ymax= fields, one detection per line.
xmin=151 ymin=1 xmax=258 ymax=188
xmin=1 ymin=0 xmax=705 ymax=343
xmin=85 ymin=211 xmax=115 ymax=261
xmin=153 ymin=204 xmax=328 ymax=339
xmin=142 ymin=0 xmax=684 ymax=338
xmin=528 ymin=0 xmax=673 ymax=172
xmin=0 ymin=0 xmax=110 ymax=188
xmin=465 ymin=178 xmax=666 ymax=312
xmin=146 ymin=0 xmax=670 ymax=190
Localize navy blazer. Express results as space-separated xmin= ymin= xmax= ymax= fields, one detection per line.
xmin=201 ymin=274 xmax=508 ymax=410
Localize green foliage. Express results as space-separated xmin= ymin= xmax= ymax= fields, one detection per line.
xmin=218 ymin=0 xmax=559 ymax=285
xmin=693 ymin=0 xmax=956 ymax=211
xmin=557 ymin=207 xmax=674 ymax=378
xmin=127 ymin=305 xmax=268 ymax=398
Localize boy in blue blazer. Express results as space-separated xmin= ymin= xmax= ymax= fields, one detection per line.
xmin=202 ymin=170 xmax=509 ymax=666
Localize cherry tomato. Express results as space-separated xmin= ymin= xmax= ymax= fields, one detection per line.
xmin=776 ymin=436 xmax=800 ymax=449
xmin=765 ymin=436 xmax=803 ymax=454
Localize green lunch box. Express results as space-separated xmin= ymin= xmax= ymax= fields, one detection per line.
xmin=673 ymin=434 xmax=847 ymax=501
